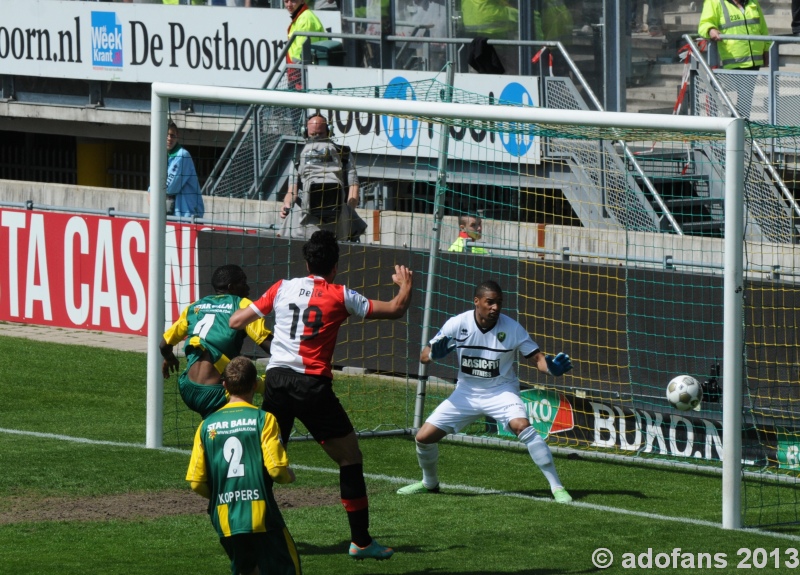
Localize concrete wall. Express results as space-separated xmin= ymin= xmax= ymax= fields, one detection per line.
xmin=3 ymin=178 xmax=800 ymax=279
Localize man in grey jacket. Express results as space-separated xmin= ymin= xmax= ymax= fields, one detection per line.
xmin=279 ymin=114 xmax=366 ymax=241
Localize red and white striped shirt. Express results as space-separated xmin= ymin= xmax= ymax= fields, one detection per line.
xmin=249 ymin=276 xmax=373 ymax=378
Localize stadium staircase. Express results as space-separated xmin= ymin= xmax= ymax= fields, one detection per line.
xmin=205 ymin=2 xmax=800 ymax=242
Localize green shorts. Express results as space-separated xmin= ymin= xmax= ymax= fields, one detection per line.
xmin=178 ymin=372 xmax=227 ymax=419
xmin=220 ymin=526 xmax=301 ymax=575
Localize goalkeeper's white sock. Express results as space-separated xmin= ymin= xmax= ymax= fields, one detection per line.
xmin=416 ymin=441 xmax=440 ymax=488
xmin=518 ymin=426 xmax=563 ymax=491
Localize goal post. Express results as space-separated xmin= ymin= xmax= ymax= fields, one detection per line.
xmin=146 ymin=81 xmax=746 ymax=527
xmin=721 ymin=118 xmax=745 ymax=530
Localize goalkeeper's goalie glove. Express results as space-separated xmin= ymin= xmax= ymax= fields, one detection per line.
xmin=545 ymin=352 xmax=573 ymax=376
xmin=430 ymin=334 xmax=456 ymax=360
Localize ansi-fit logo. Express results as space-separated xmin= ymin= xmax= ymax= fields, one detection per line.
xmin=381 ymin=77 xmax=418 ymax=150
xmin=497 ymin=82 xmax=536 ymax=157
xmin=461 ymin=356 xmax=500 ymax=378
xmin=91 ymin=12 xmax=123 ymax=68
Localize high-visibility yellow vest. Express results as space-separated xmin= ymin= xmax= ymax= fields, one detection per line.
xmin=288 ymin=4 xmax=326 ymax=63
xmin=698 ymin=0 xmax=771 ymax=69
xmin=461 ymin=0 xmax=518 ymax=39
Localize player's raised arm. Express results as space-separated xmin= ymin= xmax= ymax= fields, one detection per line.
xmin=367 ymin=265 xmax=413 ymax=319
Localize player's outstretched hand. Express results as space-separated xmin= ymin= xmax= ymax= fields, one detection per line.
xmin=546 ymin=352 xmax=573 ymax=376
xmin=162 ymin=357 xmax=180 ymax=379
xmin=430 ymin=334 xmax=456 ymax=360
xmin=392 ymin=265 xmax=413 ymax=289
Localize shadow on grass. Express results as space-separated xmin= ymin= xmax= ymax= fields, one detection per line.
xmin=295 ymin=541 xmax=571 ymax=575
xmin=516 ymin=488 xmax=649 ymax=501
xmin=295 ymin=540 xmax=352 ymax=557
xmin=296 ymin=540 xmax=467 ymax=558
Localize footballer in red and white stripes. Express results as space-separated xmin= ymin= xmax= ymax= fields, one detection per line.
xmin=249 ymin=276 xmax=372 ymax=379
xmin=229 ymin=230 xmax=413 ymax=561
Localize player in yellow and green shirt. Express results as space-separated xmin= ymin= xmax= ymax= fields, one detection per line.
xmin=186 ymin=356 xmax=301 ymax=575
xmin=161 ymin=265 xmax=273 ymax=418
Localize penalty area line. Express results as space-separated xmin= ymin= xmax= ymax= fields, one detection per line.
xmin=3 ymin=427 xmax=799 ymax=543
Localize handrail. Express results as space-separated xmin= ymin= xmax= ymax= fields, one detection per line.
xmin=378 ymin=35 xmax=682 ymax=234
xmin=204 ymin=31 xmax=681 ymax=235
xmin=471 ymin=239 xmax=800 ymax=280
xmin=202 ymin=37 xmax=293 ymax=195
xmin=203 ymin=30 xmax=380 ymax=196
xmin=682 ymin=34 xmax=800 ymax=232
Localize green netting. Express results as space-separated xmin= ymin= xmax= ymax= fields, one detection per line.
xmin=158 ymin=79 xmax=800 ymax=529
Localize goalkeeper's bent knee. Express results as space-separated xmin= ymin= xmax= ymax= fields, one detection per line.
xmin=518 ymin=427 xmax=553 ymax=467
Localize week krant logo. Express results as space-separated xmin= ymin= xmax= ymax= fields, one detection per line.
xmin=91 ymin=11 xmax=123 ymax=68
xmin=382 ymin=76 xmax=536 ymax=156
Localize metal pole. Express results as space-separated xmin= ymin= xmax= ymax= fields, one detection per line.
xmin=146 ymin=93 xmax=168 ymax=449
xmin=413 ymin=62 xmax=455 ymax=429
xmin=252 ymin=111 xmax=259 ymax=199
xmin=722 ymin=117 xmax=745 ymax=529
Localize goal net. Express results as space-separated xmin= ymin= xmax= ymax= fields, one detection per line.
xmin=147 ymin=77 xmax=800 ymax=529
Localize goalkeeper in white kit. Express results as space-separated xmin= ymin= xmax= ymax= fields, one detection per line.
xmin=397 ymin=280 xmax=574 ymax=503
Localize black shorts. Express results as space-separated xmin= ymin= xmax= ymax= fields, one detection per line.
xmin=263 ymin=366 xmax=354 ymax=444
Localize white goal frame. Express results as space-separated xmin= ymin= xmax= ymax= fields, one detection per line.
xmin=146 ymin=82 xmax=745 ymax=529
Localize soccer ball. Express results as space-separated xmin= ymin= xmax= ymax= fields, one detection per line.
xmin=666 ymin=375 xmax=703 ymax=411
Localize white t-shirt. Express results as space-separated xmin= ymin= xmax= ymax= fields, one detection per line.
xmin=431 ymin=311 xmax=539 ymax=390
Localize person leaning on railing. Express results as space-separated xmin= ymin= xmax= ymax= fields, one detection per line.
xmin=697 ymin=0 xmax=770 ymax=70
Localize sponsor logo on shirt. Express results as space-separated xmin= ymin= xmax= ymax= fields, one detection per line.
xmin=461 ymin=355 xmax=500 ymax=378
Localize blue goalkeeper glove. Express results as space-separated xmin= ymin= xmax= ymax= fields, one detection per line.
xmin=545 ymin=352 xmax=573 ymax=376
xmin=430 ymin=334 xmax=456 ymax=360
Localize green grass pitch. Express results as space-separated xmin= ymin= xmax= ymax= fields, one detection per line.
xmin=1 ymin=334 xmax=799 ymax=575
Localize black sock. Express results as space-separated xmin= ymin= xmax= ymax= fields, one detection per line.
xmin=339 ymin=463 xmax=371 ymax=547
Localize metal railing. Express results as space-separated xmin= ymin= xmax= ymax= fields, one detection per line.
xmin=202 ymin=30 xmax=380 ymax=198
xmin=204 ymin=31 xmax=682 ymax=235
xmin=684 ymin=34 xmax=800 ymax=243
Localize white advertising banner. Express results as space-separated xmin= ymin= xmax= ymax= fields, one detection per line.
xmin=0 ymin=0 xmax=341 ymax=88
xmin=306 ymin=67 xmax=541 ymax=164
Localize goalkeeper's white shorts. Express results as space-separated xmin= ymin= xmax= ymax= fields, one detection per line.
xmin=425 ymin=381 xmax=527 ymax=435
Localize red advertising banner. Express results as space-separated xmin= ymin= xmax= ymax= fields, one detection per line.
xmin=0 ymin=208 xmax=218 ymax=335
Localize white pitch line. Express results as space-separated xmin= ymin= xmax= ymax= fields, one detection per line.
xmin=4 ymin=427 xmax=800 ymax=543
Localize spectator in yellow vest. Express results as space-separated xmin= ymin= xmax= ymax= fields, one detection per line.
xmin=448 ymin=215 xmax=487 ymax=254
xmin=461 ymin=0 xmax=519 ymax=73
xmin=286 ymin=0 xmax=326 ymax=64
xmin=698 ymin=0 xmax=770 ymax=70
